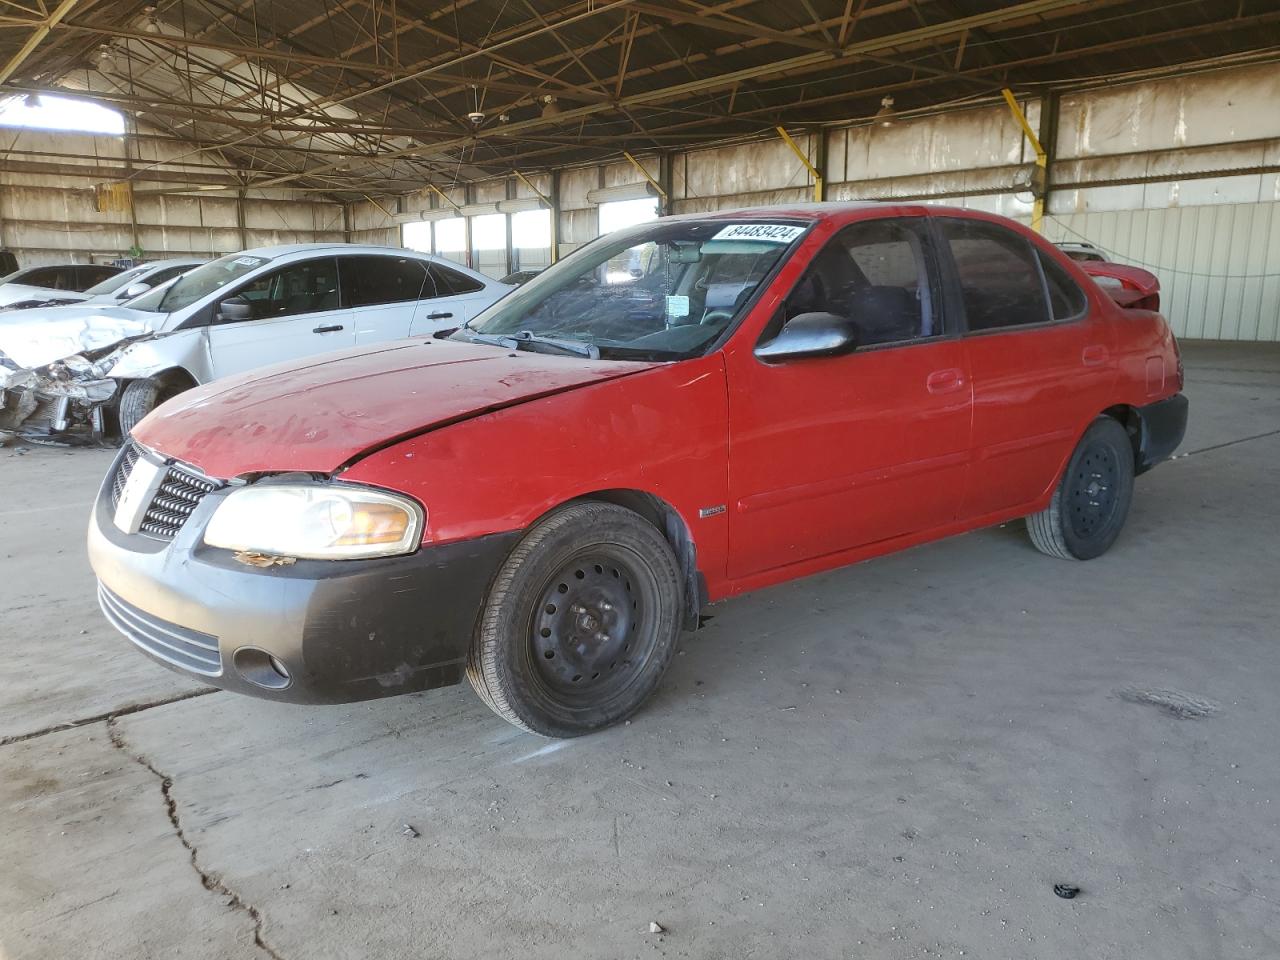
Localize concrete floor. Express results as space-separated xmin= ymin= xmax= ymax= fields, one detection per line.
xmin=2 ymin=341 xmax=1278 ymax=960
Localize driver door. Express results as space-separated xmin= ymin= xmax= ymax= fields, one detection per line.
xmin=727 ymin=214 xmax=972 ymax=579
xmin=208 ymin=256 xmax=354 ymax=379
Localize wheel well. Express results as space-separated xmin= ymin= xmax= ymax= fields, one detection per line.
xmin=569 ymin=489 xmax=705 ymax=631
xmin=1102 ymin=404 xmax=1141 ymax=467
xmin=151 ymin=367 xmax=199 ymax=396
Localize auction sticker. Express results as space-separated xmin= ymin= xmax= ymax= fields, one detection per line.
xmin=711 ymin=223 xmax=805 ymax=243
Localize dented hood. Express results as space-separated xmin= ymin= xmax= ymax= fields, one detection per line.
xmin=0 ymin=304 xmax=160 ymax=369
xmin=132 ymin=338 xmax=657 ymax=478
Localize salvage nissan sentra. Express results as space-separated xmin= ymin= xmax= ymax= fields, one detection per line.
xmin=88 ymin=203 xmax=1188 ymax=737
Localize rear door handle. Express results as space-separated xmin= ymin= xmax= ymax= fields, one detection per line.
xmin=926 ymin=368 xmax=965 ymax=395
xmin=1082 ymin=344 xmax=1109 ymax=366
xmin=426 ymin=311 xmax=454 ymax=320
xmin=312 ymin=324 xmax=345 ymax=333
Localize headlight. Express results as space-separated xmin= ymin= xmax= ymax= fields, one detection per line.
xmin=204 ymin=483 xmax=424 ymax=560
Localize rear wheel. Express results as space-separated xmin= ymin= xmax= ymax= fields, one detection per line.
xmin=466 ymin=501 xmax=683 ymax=737
xmin=1027 ymin=417 xmax=1135 ymax=560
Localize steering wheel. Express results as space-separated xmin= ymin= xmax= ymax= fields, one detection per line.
xmin=699 ymin=308 xmax=735 ymax=327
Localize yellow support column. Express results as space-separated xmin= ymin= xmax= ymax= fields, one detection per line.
xmin=776 ymin=126 xmax=823 ymax=203
xmin=1002 ymin=88 xmax=1046 ymax=233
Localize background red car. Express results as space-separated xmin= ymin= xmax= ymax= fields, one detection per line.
xmin=90 ymin=203 xmax=1187 ymax=737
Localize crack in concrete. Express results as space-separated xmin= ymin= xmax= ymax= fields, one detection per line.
xmin=1 ymin=688 xmax=218 ymax=748
xmin=1173 ymin=427 xmax=1280 ymax=460
xmin=106 ymin=716 xmax=285 ymax=960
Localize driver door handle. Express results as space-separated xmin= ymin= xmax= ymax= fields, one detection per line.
xmin=312 ymin=324 xmax=344 ymax=333
xmin=926 ymin=368 xmax=965 ymax=395
xmin=426 ymin=312 xmax=453 ymax=320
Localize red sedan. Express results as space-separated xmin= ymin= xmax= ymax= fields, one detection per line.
xmin=89 ymin=204 xmax=1187 ymax=737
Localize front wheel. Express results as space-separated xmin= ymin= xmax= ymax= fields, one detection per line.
xmin=466 ymin=501 xmax=684 ymax=737
xmin=115 ymin=376 xmax=190 ymax=437
xmin=1026 ymin=417 xmax=1135 ymax=560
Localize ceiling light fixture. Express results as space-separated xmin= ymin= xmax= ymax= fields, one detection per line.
xmin=875 ymin=95 xmax=896 ymax=127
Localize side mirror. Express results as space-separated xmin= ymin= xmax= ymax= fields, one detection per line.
xmin=216 ymin=296 xmax=252 ymax=323
xmin=754 ymin=312 xmax=860 ymax=363
xmin=120 ymin=282 xmax=151 ymax=299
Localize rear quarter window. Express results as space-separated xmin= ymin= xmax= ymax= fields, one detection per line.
xmin=1037 ymin=249 xmax=1088 ymax=320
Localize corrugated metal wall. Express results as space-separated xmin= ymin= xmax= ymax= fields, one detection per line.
xmin=0 ymin=127 xmax=345 ymax=264
xmin=15 ymin=59 xmax=1274 ymax=340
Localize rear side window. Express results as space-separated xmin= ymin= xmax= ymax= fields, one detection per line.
xmin=428 ymin=263 xmax=484 ymax=296
xmin=938 ymin=218 xmax=1049 ymax=332
xmin=1037 ymin=249 xmax=1088 ymax=320
xmin=340 ymin=255 xmax=428 ymax=307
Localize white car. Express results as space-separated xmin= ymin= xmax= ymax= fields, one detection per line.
xmin=0 ymin=258 xmax=204 ymax=312
xmin=0 ymin=263 xmax=124 ymax=307
xmin=0 ymin=243 xmax=512 ymax=441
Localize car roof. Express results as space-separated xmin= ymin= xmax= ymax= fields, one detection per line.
xmin=661 ymin=201 xmax=1020 ymax=226
xmin=140 ymin=258 xmax=205 ymax=267
xmin=235 ymin=242 xmax=460 ymax=261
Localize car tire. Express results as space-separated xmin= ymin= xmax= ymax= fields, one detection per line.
xmin=466 ymin=501 xmax=684 ymax=737
xmin=1027 ymin=417 xmax=1135 ymax=560
xmin=116 ymin=376 xmax=186 ymax=437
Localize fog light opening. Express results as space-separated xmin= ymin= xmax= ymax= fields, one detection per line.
xmin=233 ymin=646 xmax=292 ymax=690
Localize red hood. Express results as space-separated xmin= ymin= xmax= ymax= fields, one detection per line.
xmin=132 ymin=338 xmax=656 ymax=478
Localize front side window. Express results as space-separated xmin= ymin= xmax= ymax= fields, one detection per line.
xmin=20 ymin=267 xmax=64 ymax=289
xmin=938 ymin=218 xmax=1050 ymax=332
xmin=781 ymin=217 xmax=940 ymax=347
xmin=340 ymin=255 xmax=428 ymax=307
xmin=234 ymin=258 xmax=339 ymax=320
xmin=78 ymin=266 xmax=119 ymax=288
xmin=132 ymin=253 xmax=273 ymax=313
xmin=457 ymin=219 xmax=804 ymax=360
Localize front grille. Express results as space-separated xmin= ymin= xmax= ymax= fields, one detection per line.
xmin=140 ymin=464 xmax=218 ymax=539
xmin=98 ymin=584 xmax=222 ymax=676
xmin=109 ymin=441 xmax=141 ymax=510
xmin=109 ymin=441 xmax=220 ymax=541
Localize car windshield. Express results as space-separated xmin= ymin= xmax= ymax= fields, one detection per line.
xmin=455 ymin=219 xmax=807 ymax=360
xmin=83 ymin=264 xmax=150 ymax=296
xmin=129 ymin=253 xmax=272 ymax=313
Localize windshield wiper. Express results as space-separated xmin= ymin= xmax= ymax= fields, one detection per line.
xmin=456 ymin=326 xmax=600 ymax=359
xmin=509 ymin=330 xmax=600 ymax=359
xmin=458 ymin=328 xmax=518 ymax=349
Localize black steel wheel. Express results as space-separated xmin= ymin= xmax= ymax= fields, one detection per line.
xmin=1027 ymin=417 xmax=1135 ymax=560
xmin=467 ymin=501 xmax=683 ymax=737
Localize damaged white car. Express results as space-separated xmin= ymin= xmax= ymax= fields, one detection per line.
xmin=0 ymin=242 xmax=511 ymax=443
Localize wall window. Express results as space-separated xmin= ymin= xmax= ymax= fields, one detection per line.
xmin=433 ymin=217 xmax=466 ymax=265
xmin=937 ymin=218 xmax=1049 ymax=332
xmin=470 ymin=213 xmax=508 ymax=279
xmin=402 ymin=221 xmax=432 ymax=253
xmin=0 ymin=93 xmax=124 ymax=135
xmin=599 ymin=197 xmax=658 ymax=234
xmin=512 ymin=208 xmax=552 ymax=272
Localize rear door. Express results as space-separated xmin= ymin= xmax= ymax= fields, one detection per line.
xmin=727 ymin=214 xmax=972 ymax=579
xmin=414 ymin=263 xmax=494 ymax=334
xmin=934 ymin=216 xmax=1114 ymax=519
xmin=207 ymin=256 xmax=354 ymax=378
xmin=341 ymin=254 xmax=434 ymax=344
